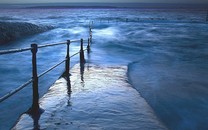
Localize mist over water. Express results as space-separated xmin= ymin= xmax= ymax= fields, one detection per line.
xmin=0 ymin=8 xmax=208 ymax=129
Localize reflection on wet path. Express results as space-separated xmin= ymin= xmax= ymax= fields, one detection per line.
xmin=13 ymin=64 xmax=167 ymax=130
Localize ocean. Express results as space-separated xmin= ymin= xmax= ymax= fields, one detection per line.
xmin=0 ymin=7 xmax=208 ymax=130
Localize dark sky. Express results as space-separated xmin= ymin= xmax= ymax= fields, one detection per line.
xmin=0 ymin=0 xmax=207 ymax=4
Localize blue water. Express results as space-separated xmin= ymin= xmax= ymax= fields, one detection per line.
xmin=0 ymin=8 xmax=208 ymax=130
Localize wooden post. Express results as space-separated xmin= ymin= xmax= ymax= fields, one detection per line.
xmin=87 ymin=38 xmax=90 ymax=53
xmin=65 ymin=40 xmax=70 ymax=75
xmin=80 ymin=39 xmax=85 ymax=63
xmin=31 ymin=44 xmax=39 ymax=112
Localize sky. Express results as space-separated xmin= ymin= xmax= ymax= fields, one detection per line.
xmin=0 ymin=0 xmax=207 ymax=4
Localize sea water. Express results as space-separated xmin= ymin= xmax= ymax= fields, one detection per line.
xmin=0 ymin=8 xmax=208 ymax=130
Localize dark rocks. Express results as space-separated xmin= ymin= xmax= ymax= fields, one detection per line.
xmin=0 ymin=22 xmax=54 ymax=44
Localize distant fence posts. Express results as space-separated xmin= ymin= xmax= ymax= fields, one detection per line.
xmin=31 ymin=44 xmax=39 ymax=112
xmin=80 ymin=39 xmax=85 ymax=64
xmin=65 ymin=40 xmax=70 ymax=75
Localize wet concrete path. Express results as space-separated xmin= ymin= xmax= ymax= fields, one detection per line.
xmin=13 ymin=64 xmax=167 ymax=130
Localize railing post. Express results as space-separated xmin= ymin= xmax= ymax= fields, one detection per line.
xmin=31 ymin=44 xmax=39 ymax=112
xmin=90 ymin=27 xmax=92 ymax=43
xmin=65 ymin=40 xmax=70 ymax=75
xmin=87 ymin=38 xmax=90 ymax=53
xmin=80 ymin=39 xmax=85 ymax=64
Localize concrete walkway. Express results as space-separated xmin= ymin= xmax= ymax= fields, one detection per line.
xmin=13 ymin=64 xmax=167 ymax=130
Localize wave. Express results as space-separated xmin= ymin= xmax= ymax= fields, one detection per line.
xmin=0 ymin=22 xmax=54 ymax=44
xmin=127 ymin=57 xmax=208 ymax=130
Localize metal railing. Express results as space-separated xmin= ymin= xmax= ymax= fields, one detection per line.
xmin=0 ymin=25 xmax=93 ymax=113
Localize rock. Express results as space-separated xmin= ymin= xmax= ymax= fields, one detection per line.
xmin=0 ymin=22 xmax=54 ymax=44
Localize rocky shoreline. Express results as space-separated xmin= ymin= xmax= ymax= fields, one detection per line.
xmin=0 ymin=22 xmax=54 ymax=44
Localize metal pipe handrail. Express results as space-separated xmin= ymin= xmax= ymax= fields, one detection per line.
xmin=0 ymin=41 xmax=89 ymax=103
xmin=38 ymin=59 xmax=66 ymax=78
xmin=70 ymin=51 xmax=80 ymax=58
xmin=71 ymin=39 xmax=82 ymax=43
xmin=0 ymin=79 xmax=33 ymax=103
xmin=69 ymin=44 xmax=89 ymax=58
xmin=38 ymin=39 xmax=81 ymax=49
xmin=0 ymin=47 xmax=32 ymax=55
xmin=38 ymin=41 xmax=67 ymax=49
xmin=0 ymin=25 xmax=93 ymax=113
xmin=0 ymin=39 xmax=86 ymax=55
xmin=83 ymin=48 xmax=88 ymax=52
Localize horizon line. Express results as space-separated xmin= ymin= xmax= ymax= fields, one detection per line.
xmin=0 ymin=2 xmax=208 ymax=5
xmin=0 ymin=2 xmax=208 ymax=9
